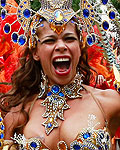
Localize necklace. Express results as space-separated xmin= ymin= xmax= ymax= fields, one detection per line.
xmin=38 ymin=74 xmax=84 ymax=135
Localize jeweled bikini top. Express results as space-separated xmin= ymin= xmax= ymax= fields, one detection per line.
xmin=11 ymin=114 xmax=111 ymax=150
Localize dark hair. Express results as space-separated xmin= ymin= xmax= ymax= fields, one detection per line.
xmin=0 ymin=16 xmax=95 ymax=134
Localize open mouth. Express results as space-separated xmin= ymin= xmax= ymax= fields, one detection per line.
xmin=53 ymin=57 xmax=71 ymax=73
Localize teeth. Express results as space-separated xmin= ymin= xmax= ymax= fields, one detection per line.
xmin=54 ymin=58 xmax=70 ymax=62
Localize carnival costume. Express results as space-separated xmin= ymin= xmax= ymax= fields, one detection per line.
xmin=0 ymin=0 xmax=120 ymax=149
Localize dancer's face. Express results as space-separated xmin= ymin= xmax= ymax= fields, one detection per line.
xmin=33 ymin=21 xmax=81 ymax=85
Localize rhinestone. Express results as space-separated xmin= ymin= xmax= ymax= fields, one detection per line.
xmin=83 ymin=9 xmax=89 ymax=18
xmin=0 ymin=118 xmax=2 ymax=122
xmin=51 ymin=85 xmax=60 ymax=94
xmin=12 ymin=33 xmax=18 ymax=43
xmin=1 ymin=9 xmax=6 ymax=20
xmin=1 ymin=125 xmax=5 ymax=130
xmin=4 ymin=23 xmax=11 ymax=34
xmin=109 ymin=11 xmax=115 ymax=19
xmin=102 ymin=0 xmax=108 ymax=5
xmin=1 ymin=0 xmax=6 ymax=7
xmin=87 ymin=35 xmax=93 ymax=45
xmin=83 ymin=132 xmax=91 ymax=139
xmin=18 ymin=35 xmax=26 ymax=45
xmin=30 ymin=142 xmax=37 ymax=148
xmin=54 ymin=10 xmax=64 ymax=22
xmin=0 ymin=133 xmax=4 ymax=139
xmin=23 ymin=9 xmax=31 ymax=18
xmin=102 ymin=21 xmax=109 ymax=30
xmin=73 ymin=144 xmax=81 ymax=150
xmin=118 ymin=88 xmax=120 ymax=92
xmin=47 ymin=92 xmax=52 ymax=96
xmin=40 ymin=24 xmax=44 ymax=27
xmin=59 ymin=92 xmax=64 ymax=97
xmin=47 ymin=123 xmax=52 ymax=128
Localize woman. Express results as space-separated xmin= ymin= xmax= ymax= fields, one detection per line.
xmin=0 ymin=0 xmax=120 ymax=149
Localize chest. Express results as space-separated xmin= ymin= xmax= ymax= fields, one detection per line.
xmin=23 ymin=98 xmax=106 ymax=149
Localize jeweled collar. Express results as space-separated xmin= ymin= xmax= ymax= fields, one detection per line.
xmin=37 ymin=74 xmax=84 ymax=135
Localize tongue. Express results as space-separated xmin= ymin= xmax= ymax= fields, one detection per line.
xmin=56 ymin=64 xmax=68 ymax=72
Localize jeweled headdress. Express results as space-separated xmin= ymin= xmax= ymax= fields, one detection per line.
xmin=0 ymin=0 xmax=120 ymax=71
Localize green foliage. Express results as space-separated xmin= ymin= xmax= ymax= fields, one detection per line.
xmin=111 ymin=0 xmax=120 ymax=14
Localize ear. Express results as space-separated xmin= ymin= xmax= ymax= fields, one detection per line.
xmin=33 ymin=51 xmax=40 ymax=61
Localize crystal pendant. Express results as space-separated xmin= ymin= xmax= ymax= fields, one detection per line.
xmin=54 ymin=10 xmax=64 ymax=22
xmin=18 ymin=35 xmax=26 ymax=45
xmin=4 ymin=23 xmax=11 ymax=34
xmin=102 ymin=21 xmax=109 ymax=30
xmin=102 ymin=0 xmax=108 ymax=5
xmin=83 ymin=9 xmax=89 ymax=18
xmin=12 ymin=32 xmax=18 ymax=43
xmin=1 ymin=9 xmax=6 ymax=20
xmin=1 ymin=0 xmax=6 ymax=7
xmin=23 ymin=9 xmax=31 ymax=18
xmin=109 ymin=11 xmax=115 ymax=20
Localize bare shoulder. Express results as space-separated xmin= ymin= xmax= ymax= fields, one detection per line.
xmin=83 ymin=85 xmax=120 ymax=117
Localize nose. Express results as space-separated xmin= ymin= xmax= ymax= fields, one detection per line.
xmin=55 ymin=39 xmax=67 ymax=52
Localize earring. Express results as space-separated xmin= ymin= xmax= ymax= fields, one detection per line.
xmin=38 ymin=70 xmax=48 ymax=98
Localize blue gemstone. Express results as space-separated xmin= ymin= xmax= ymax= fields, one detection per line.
xmin=102 ymin=21 xmax=109 ymax=30
xmin=1 ymin=9 xmax=6 ymax=20
xmin=118 ymin=88 xmax=120 ymax=92
xmin=1 ymin=125 xmax=5 ymax=130
xmin=0 ymin=133 xmax=4 ymax=139
xmin=18 ymin=35 xmax=26 ymax=45
xmin=51 ymin=85 xmax=60 ymax=94
xmin=0 ymin=118 xmax=2 ymax=122
xmin=24 ymin=1 xmax=27 ymax=4
xmin=91 ymin=10 xmax=93 ymax=12
xmin=59 ymin=92 xmax=64 ymax=97
xmin=18 ymin=10 xmax=21 ymax=13
xmin=88 ymin=5 xmax=90 ymax=7
xmin=109 ymin=11 xmax=115 ymax=19
xmin=40 ymin=24 xmax=44 ymax=27
xmin=32 ymin=29 xmax=35 ymax=34
xmin=4 ymin=24 xmax=11 ymax=33
xmin=64 ymin=19 xmax=67 ymax=22
xmin=39 ymin=19 xmax=43 ymax=22
xmin=23 ymin=9 xmax=31 ymax=18
xmin=71 ymin=20 xmax=74 ymax=23
xmin=18 ymin=15 xmax=21 ymax=18
xmin=47 ymin=123 xmax=52 ymax=128
xmin=49 ymin=19 xmax=53 ymax=22
xmin=12 ymin=33 xmax=18 ymax=43
xmin=83 ymin=132 xmax=91 ymax=139
xmin=102 ymin=0 xmax=108 ymax=5
xmin=47 ymin=92 xmax=52 ymax=96
xmin=98 ymin=147 xmax=102 ymax=150
xmin=84 ymin=1 xmax=86 ymax=3
xmin=20 ymin=5 xmax=23 ymax=8
xmin=1 ymin=0 xmax=6 ymax=7
xmin=83 ymin=9 xmax=89 ymax=18
xmin=87 ymin=36 xmax=93 ymax=45
xmin=73 ymin=144 xmax=81 ymax=150
xmin=30 ymin=142 xmax=37 ymax=148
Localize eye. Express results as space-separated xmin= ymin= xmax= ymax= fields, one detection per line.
xmin=64 ymin=36 xmax=77 ymax=42
xmin=42 ymin=39 xmax=56 ymax=44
